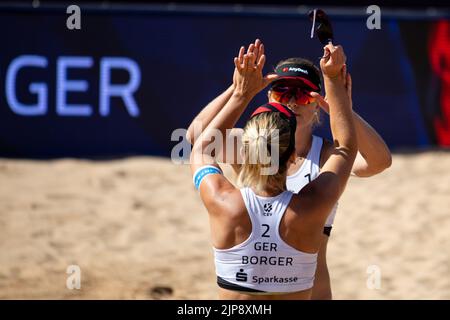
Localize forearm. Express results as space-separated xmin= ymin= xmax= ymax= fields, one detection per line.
xmin=320 ymin=76 xmax=357 ymax=197
xmin=193 ymin=92 xmax=251 ymax=160
xmin=352 ymin=111 xmax=392 ymax=174
xmin=324 ymin=77 xmax=357 ymax=154
xmin=187 ymin=84 xmax=234 ymax=144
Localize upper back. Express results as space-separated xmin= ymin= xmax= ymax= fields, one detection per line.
xmin=213 ymin=187 xmax=319 ymax=294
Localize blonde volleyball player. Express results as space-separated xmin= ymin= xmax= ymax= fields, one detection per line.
xmin=190 ymin=41 xmax=356 ymax=299
xmin=187 ymin=39 xmax=391 ymax=299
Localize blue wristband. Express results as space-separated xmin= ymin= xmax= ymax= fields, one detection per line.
xmin=193 ymin=166 xmax=222 ymax=190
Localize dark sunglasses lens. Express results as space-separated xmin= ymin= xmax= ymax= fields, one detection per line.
xmin=295 ymin=91 xmax=316 ymax=104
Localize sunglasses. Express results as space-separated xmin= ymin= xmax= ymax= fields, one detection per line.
xmin=270 ymin=86 xmax=316 ymax=105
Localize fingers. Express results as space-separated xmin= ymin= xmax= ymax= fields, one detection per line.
xmin=322 ymin=46 xmax=331 ymax=59
xmin=254 ymin=39 xmax=265 ymax=66
xmin=238 ymin=46 xmax=245 ymax=66
xmin=236 ymin=45 xmax=251 ymax=70
xmin=320 ymin=43 xmax=347 ymax=79
xmin=323 ymin=44 xmax=333 ymax=55
xmin=263 ymin=73 xmax=279 ymax=87
xmin=310 ymin=92 xmax=330 ymax=112
xmin=236 ymin=39 xmax=265 ymax=70
xmin=256 ymin=54 xmax=266 ymax=70
xmin=247 ymin=43 xmax=255 ymax=55
xmin=236 ymin=39 xmax=267 ymax=72
xmin=323 ymin=44 xmax=346 ymax=65
xmin=253 ymin=39 xmax=260 ymax=62
xmin=265 ymin=73 xmax=279 ymax=81
xmin=346 ymin=72 xmax=352 ymax=96
xmin=331 ymin=45 xmax=346 ymax=65
xmin=259 ymin=43 xmax=264 ymax=60
xmin=235 ymin=53 xmax=249 ymax=71
xmin=247 ymin=43 xmax=258 ymax=66
xmin=249 ymin=52 xmax=257 ymax=67
xmin=341 ymin=64 xmax=347 ymax=85
xmin=320 ymin=46 xmax=331 ymax=67
xmin=243 ymin=53 xmax=250 ymax=70
xmin=245 ymin=39 xmax=265 ymax=67
xmin=310 ymin=92 xmax=326 ymax=105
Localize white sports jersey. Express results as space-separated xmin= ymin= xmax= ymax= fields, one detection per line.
xmin=214 ymin=187 xmax=317 ymax=294
xmin=286 ymin=135 xmax=338 ymax=227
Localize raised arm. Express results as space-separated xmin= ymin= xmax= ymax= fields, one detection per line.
xmin=299 ymin=44 xmax=357 ymax=221
xmin=186 ymin=84 xmax=235 ymax=145
xmin=350 ymin=111 xmax=392 ymax=177
xmin=311 ymin=69 xmax=392 ymax=177
xmin=190 ymin=42 xmax=275 ymax=197
xmin=187 ymin=40 xmax=265 ymax=145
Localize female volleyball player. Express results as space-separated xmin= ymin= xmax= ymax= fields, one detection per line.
xmin=187 ymin=39 xmax=391 ymax=299
xmin=190 ymin=42 xmax=356 ymax=299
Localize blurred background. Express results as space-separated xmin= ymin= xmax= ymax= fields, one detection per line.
xmin=0 ymin=1 xmax=449 ymax=300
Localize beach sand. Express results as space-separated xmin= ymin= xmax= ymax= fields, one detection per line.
xmin=0 ymin=150 xmax=449 ymax=299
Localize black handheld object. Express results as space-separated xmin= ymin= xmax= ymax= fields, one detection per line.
xmin=308 ymin=9 xmax=334 ymax=45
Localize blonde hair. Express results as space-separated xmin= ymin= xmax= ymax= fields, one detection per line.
xmin=237 ymin=112 xmax=293 ymax=193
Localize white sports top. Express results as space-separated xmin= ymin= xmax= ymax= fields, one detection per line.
xmin=286 ymin=135 xmax=338 ymax=227
xmin=214 ymin=187 xmax=317 ymax=294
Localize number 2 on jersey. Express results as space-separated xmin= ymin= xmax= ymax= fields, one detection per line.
xmin=262 ymin=224 xmax=270 ymax=237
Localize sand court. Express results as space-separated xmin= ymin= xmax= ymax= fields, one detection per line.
xmin=0 ymin=150 xmax=449 ymax=299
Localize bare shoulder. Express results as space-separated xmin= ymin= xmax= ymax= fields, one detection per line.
xmin=199 ymin=175 xmax=245 ymax=217
xmin=199 ymin=174 xmax=250 ymax=250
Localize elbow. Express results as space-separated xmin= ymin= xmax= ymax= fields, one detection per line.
xmin=358 ymin=154 xmax=392 ymax=177
xmin=374 ymin=152 xmax=392 ymax=174
xmin=383 ymin=152 xmax=393 ymax=170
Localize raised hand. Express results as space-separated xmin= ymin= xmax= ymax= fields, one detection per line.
xmin=253 ymin=38 xmax=265 ymax=68
xmin=233 ymin=39 xmax=265 ymax=88
xmin=320 ymin=44 xmax=347 ymax=79
xmin=233 ymin=39 xmax=278 ymax=99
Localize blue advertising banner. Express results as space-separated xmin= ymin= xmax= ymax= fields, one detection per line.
xmin=0 ymin=6 xmax=447 ymax=158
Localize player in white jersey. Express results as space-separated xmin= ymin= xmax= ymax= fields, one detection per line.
xmin=190 ymin=41 xmax=357 ymax=299
xmin=286 ymin=134 xmax=338 ymax=232
xmin=187 ymin=39 xmax=391 ymax=299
